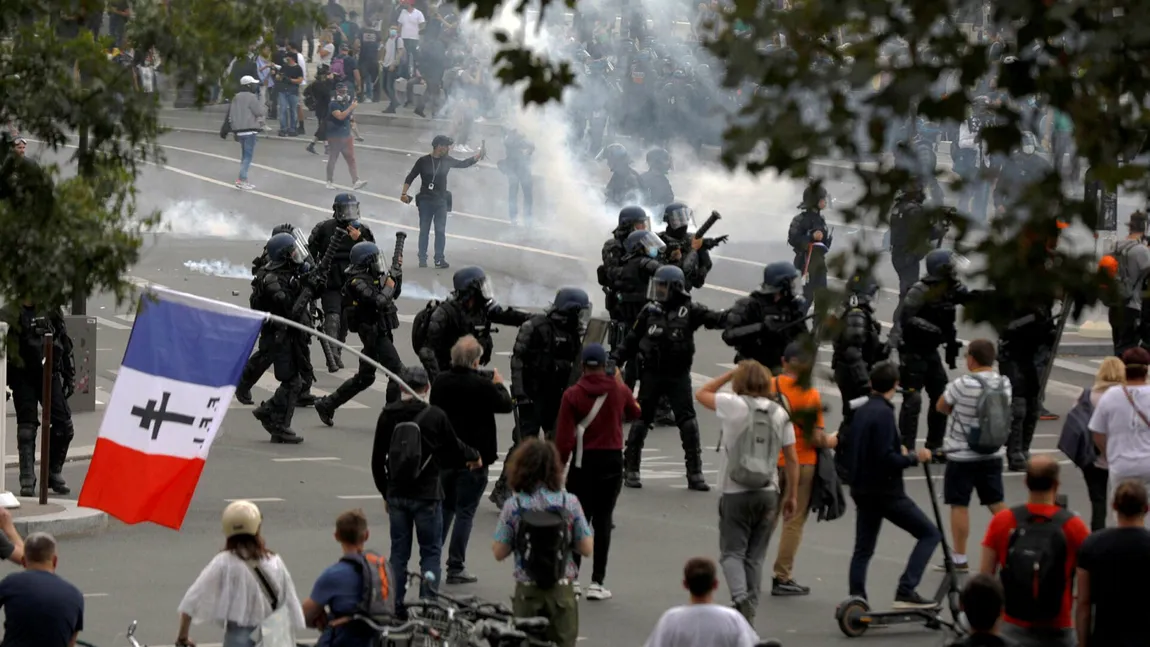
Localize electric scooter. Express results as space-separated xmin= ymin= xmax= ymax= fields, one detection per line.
xmin=833 ymin=459 xmax=968 ymax=639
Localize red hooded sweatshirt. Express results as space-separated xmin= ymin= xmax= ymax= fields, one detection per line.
xmin=556 ymin=371 xmax=641 ymax=467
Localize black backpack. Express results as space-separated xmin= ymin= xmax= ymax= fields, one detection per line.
xmin=410 ymin=299 xmax=439 ymax=354
xmin=338 ymin=551 xmax=395 ymax=643
xmin=514 ymin=493 xmax=573 ymax=590
xmin=999 ymin=505 xmax=1074 ymax=623
xmin=388 ymin=408 xmax=432 ymax=483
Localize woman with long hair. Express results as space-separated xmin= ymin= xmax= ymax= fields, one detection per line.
xmin=1089 ymin=348 xmax=1150 ymax=527
xmin=175 ymin=500 xmax=305 ymax=647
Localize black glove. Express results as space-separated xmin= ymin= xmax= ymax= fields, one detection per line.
xmin=703 ymin=235 xmax=729 ymax=250
xmin=62 ymin=376 xmax=75 ymax=400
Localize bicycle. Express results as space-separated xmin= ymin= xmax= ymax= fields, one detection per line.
xmin=355 ymin=616 xmax=438 ymax=646
xmin=406 ymin=572 xmax=555 ymax=647
xmin=77 ymin=620 xmax=149 ymax=647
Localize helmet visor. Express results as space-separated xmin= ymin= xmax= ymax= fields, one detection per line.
xmin=577 ymin=305 xmax=592 ymax=331
xmin=290 ymin=228 xmax=314 ymax=265
xmin=477 ymin=277 xmax=494 ymax=300
xmin=633 ymin=231 xmax=666 ymax=256
xmin=647 ymin=277 xmax=672 ymax=302
xmin=665 ymin=205 xmax=693 ymax=231
xmin=336 ymin=201 xmax=361 ymax=223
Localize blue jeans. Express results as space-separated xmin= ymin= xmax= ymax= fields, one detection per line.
xmin=848 ymin=493 xmax=941 ymax=600
xmin=417 ymin=196 xmax=448 ymax=264
xmin=222 ymin=622 xmax=257 ymax=647
xmin=237 ymin=134 xmax=257 ymax=182
xmin=388 ymin=496 xmax=442 ymax=613
xmin=382 ymin=67 xmax=399 ymax=106
xmin=277 ymin=92 xmax=299 ymax=132
xmin=440 ymin=467 xmax=488 ymax=574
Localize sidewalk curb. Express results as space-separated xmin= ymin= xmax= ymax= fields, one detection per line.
xmin=1 ymin=445 xmax=95 ymax=470
xmin=1058 ymin=342 xmax=1114 ymax=358
xmin=11 ymin=497 xmax=109 ymax=539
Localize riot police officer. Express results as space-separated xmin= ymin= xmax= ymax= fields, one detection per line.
xmin=640 ymin=148 xmax=674 ymax=219
xmin=490 ymin=288 xmax=592 ymax=506
xmin=598 ymin=206 xmax=650 ymax=335
xmin=897 ymin=249 xmax=975 ymax=453
xmin=722 ymin=262 xmax=809 ymax=374
xmin=831 ymin=273 xmax=888 ymax=476
xmin=788 ymin=183 xmax=832 ymax=307
xmin=250 ymin=233 xmax=310 ymax=444
xmin=611 ymin=230 xmax=665 ymax=387
xmin=237 ymin=225 xmax=318 ymax=407
xmin=416 ymin=267 xmax=530 ymax=381
xmin=659 ymin=202 xmax=725 ymax=290
xmin=612 ymin=266 xmax=725 ymax=491
xmin=600 ymin=143 xmax=642 ymax=208
xmin=889 ymin=181 xmax=933 ymax=300
xmin=4 ymin=305 xmax=75 ymax=496
xmin=307 ymin=193 xmax=375 ymax=372
xmin=314 ymin=241 xmax=407 ymax=427
xmin=999 ymin=298 xmax=1056 ymax=471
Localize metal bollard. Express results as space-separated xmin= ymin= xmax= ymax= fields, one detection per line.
xmin=39 ymin=333 xmax=53 ymax=506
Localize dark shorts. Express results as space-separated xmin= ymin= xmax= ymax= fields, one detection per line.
xmin=943 ymin=458 xmax=1005 ymax=507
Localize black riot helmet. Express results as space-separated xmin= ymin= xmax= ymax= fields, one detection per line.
xmin=646 ymin=148 xmax=672 ymax=173
xmin=549 ymin=287 xmax=592 ymax=331
xmin=349 ymin=241 xmax=385 ymax=275
xmin=925 ymin=249 xmax=958 ymax=279
xmin=897 ymin=177 xmax=925 ymax=203
xmin=599 ymin=143 xmax=630 ymax=170
xmin=618 ymin=205 xmax=649 ymax=231
xmin=452 ymin=266 xmax=493 ymax=303
xmin=760 ymin=262 xmax=801 ymax=295
xmin=333 ymin=193 xmax=360 ymax=223
xmin=800 ymin=182 xmax=828 ymax=210
xmin=266 ymin=232 xmax=308 ymax=267
xmin=624 ymin=229 xmax=667 ymax=257
xmin=663 ymin=202 xmax=693 ymax=233
xmin=846 ymin=272 xmax=880 ymax=305
xmin=648 ymin=265 xmax=687 ymax=303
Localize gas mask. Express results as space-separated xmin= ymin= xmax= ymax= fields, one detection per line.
xmin=1023 ymin=144 xmax=1035 ymax=155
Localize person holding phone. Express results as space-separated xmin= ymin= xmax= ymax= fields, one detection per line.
xmin=400 ymin=135 xmax=483 ymax=268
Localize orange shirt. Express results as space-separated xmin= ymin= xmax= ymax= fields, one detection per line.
xmin=774 ymin=374 xmax=823 ymax=466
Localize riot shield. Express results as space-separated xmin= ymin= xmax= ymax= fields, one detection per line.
xmin=569 ymin=316 xmax=612 ymax=386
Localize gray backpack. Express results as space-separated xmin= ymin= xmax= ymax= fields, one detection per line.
xmin=716 ymin=395 xmax=785 ymax=489
xmin=968 ymin=374 xmax=1012 ymax=454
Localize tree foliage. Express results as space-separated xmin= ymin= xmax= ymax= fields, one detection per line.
xmin=0 ymin=0 xmax=319 ymax=310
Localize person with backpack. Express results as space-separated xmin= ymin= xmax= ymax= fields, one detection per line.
xmin=302 ymin=509 xmax=395 ymax=647
xmin=1089 ymin=347 xmax=1150 ymax=522
xmin=1107 ymin=211 xmax=1150 ymax=355
xmin=934 ymin=339 xmax=1010 ymax=572
xmin=492 ymin=437 xmax=593 ymax=647
xmin=1058 ymin=356 xmax=1123 ymax=531
xmin=979 ymin=456 xmax=1089 ymax=647
xmin=371 ymin=366 xmax=482 ymax=617
xmin=845 ymin=361 xmax=940 ymax=609
xmin=695 ymin=360 xmax=799 ymax=625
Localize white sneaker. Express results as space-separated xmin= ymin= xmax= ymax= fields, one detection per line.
xmin=362 ymin=98 xmax=373 ymax=104
xmin=572 ymin=582 xmax=582 ymax=599
xmin=475 ymin=116 xmax=485 ymax=123
xmin=325 ymin=182 xmax=336 ymax=190
xmin=585 ymin=583 xmax=612 ymax=600
xmin=353 ymin=179 xmax=368 ymax=189
xmin=234 ymin=181 xmax=255 ymax=190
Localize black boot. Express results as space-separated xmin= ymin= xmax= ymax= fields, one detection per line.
xmin=314 ymin=397 xmax=336 ymax=427
xmin=489 ymin=473 xmax=511 ymax=508
xmin=681 ymin=419 xmax=710 ymax=491
xmin=296 ymin=392 xmax=317 ymax=407
xmin=235 ymin=386 xmax=254 ymax=405
xmin=623 ymin=426 xmax=645 ymax=489
xmin=16 ymin=425 xmax=36 ymax=498
xmin=48 ymin=427 xmax=73 ymax=495
xmin=252 ymin=403 xmax=279 ymax=436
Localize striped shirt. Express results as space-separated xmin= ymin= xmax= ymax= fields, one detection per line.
xmin=942 ymin=371 xmax=1011 ymax=461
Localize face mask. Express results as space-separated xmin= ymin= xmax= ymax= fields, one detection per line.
xmin=389 ymin=29 xmax=397 ymax=37
xmin=647 ymin=248 xmax=659 ymax=258
xmin=1023 ymin=145 xmax=1035 ymax=155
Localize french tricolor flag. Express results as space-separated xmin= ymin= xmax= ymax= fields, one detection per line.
xmin=78 ymin=287 xmax=265 ymax=530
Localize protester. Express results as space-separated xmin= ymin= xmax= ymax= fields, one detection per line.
xmin=326 ymin=81 xmax=368 ymax=190
xmin=397 ymin=0 xmax=426 ymax=74
xmin=0 ymin=533 xmax=81 ymax=647
xmin=430 ymin=336 xmax=514 ymax=585
xmin=1059 ymin=356 xmax=1122 ymax=530
xmin=400 ymin=135 xmax=484 ymax=268
xmin=556 ymin=343 xmax=641 ymax=601
xmin=379 ymin=24 xmax=405 ymax=113
xmin=493 ymin=437 xmax=592 ymax=647
xmin=226 ymin=75 xmax=267 ymax=191
xmin=1075 ymin=479 xmax=1150 ymax=647
xmin=845 ymin=361 xmax=941 ymax=609
xmin=373 ymin=365 xmax=481 ymax=616
xmin=643 ymin=557 xmax=761 ymax=647
xmin=302 ymin=509 xmax=393 ymax=647
xmin=935 ymin=339 xmax=1009 ymax=571
xmin=769 ymin=343 xmax=835 ymax=597
xmin=176 ymin=501 xmax=306 ymax=647
xmin=274 ymin=48 xmax=304 ymax=137
xmin=695 ymin=360 xmax=799 ymax=624
xmin=947 ymin=574 xmax=1011 ymax=647
xmin=1107 ymin=211 xmax=1150 ymax=354
xmin=1088 ymin=346 xmax=1150 ymax=525
xmin=979 ymin=456 xmax=1088 ymax=647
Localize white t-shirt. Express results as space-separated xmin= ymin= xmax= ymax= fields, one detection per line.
xmin=645 ymin=603 xmax=759 ymax=647
xmin=1089 ymin=384 xmax=1150 ymax=480
xmin=397 ymin=9 xmax=425 ymax=40
xmin=941 ymin=370 xmax=1011 ymax=461
xmin=713 ymin=392 xmax=795 ymax=494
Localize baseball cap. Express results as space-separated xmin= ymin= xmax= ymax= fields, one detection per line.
xmin=239 ymin=75 xmax=259 ymax=86
xmin=1129 ymin=211 xmax=1147 ymax=233
xmin=582 ymin=343 xmax=607 ymax=367
xmin=402 ymin=366 xmax=430 ymax=389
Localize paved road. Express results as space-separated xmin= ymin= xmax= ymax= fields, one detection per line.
xmin=5 ymin=130 xmax=1109 ymax=647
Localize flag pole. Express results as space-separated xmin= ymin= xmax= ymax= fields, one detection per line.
xmin=0 ymin=324 xmax=19 ymax=508
xmin=141 ymin=286 xmax=427 ymax=403
xmin=39 ymin=333 xmax=52 ymax=506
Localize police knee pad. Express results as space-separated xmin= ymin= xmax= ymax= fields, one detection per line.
xmin=902 ymin=389 xmax=923 ymax=412
xmin=51 ymin=422 xmax=75 ymax=441
xmin=15 ymin=424 xmax=37 ymax=444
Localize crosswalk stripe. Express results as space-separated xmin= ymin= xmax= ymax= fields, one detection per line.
xmin=94 ymin=316 xmax=131 ymax=330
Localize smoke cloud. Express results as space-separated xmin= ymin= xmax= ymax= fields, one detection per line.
xmin=152 ymin=200 xmax=270 ymax=240
xmin=401 ymin=278 xmax=558 ymax=310
xmin=183 ymin=259 xmax=253 ymax=279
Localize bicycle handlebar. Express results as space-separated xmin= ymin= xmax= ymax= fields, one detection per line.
xmin=354 ymin=615 xmax=429 ymax=636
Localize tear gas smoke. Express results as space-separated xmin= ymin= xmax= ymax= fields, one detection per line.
xmin=183 ymin=259 xmax=253 ymax=279
xmin=152 ymin=200 xmax=270 ymax=240
xmin=401 ymin=279 xmax=562 ymax=310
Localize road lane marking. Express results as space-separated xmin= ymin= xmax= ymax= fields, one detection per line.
xmin=225 ymin=497 xmax=285 ymax=502
xmin=82 ymin=592 xmax=109 ymax=598
xmin=337 ymin=494 xmax=382 ymax=500
xmin=94 ymin=316 xmax=131 ymax=330
xmin=271 ymin=457 xmax=341 ymax=462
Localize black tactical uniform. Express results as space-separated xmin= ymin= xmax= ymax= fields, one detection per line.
xmin=889 ymin=185 xmax=932 ymax=300
xmin=896 ymin=249 xmax=975 ymax=452
xmin=250 ymin=233 xmax=311 ymax=444
xmin=490 ymin=288 xmax=592 ymax=507
xmin=598 ymin=207 xmax=650 ymax=351
xmin=314 ymin=241 xmax=407 ymax=427
xmin=998 ymin=300 xmax=1056 ymax=471
xmin=416 ymin=267 xmax=530 ymax=382
xmin=787 ymin=183 xmax=832 ymax=306
xmin=614 ymin=266 xmax=725 ymax=491
xmin=659 ymin=202 xmax=725 ymax=290
xmin=4 ymin=305 xmax=75 ymax=496
xmin=237 ymin=224 xmax=317 ymax=407
xmin=639 ymin=148 xmax=674 ymax=219
xmin=600 ymin=143 xmax=643 ymax=209
xmin=610 ymin=230 xmax=665 ymax=388
xmin=307 ymin=193 xmax=375 ymax=372
xmin=722 ymin=262 xmax=809 ymax=374
xmin=831 ymin=275 xmax=888 ymax=478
